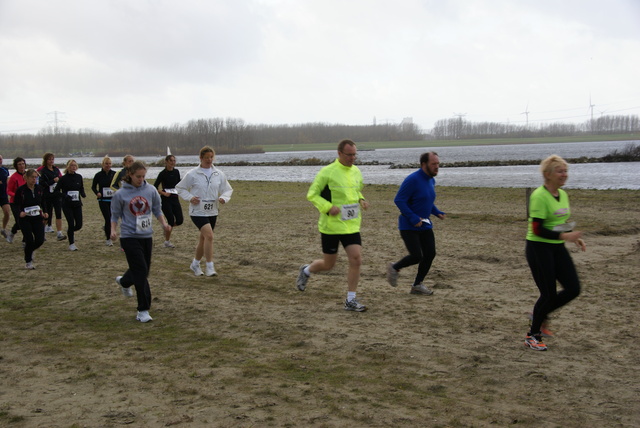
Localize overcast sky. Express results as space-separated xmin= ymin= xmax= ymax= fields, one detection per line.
xmin=1 ymin=0 xmax=639 ymax=134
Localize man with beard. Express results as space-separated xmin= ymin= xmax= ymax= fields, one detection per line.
xmin=386 ymin=151 xmax=446 ymax=295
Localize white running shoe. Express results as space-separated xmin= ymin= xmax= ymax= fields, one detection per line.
xmin=116 ymin=276 xmax=133 ymax=297
xmin=205 ymin=264 xmax=217 ymax=277
xmin=163 ymin=240 xmax=175 ymax=248
xmin=190 ymin=261 xmax=204 ymax=276
xmin=105 ymin=239 xmax=113 ymax=247
xmin=136 ymin=311 xmax=153 ymax=323
xmin=6 ymin=231 xmax=13 ymax=243
xmin=69 ymin=243 xmax=78 ymax=251
xmin=25 ymin=262 xmax=35 ymax=270
xmin=45 ymin=225 xmax=55 ymax=233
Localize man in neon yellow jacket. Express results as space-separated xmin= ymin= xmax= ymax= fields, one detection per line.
xmin=296 ymin=139 xmax=370 ymax=312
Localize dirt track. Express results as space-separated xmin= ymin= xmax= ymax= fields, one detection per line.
xmin=1 ymin=181 xmax=639 ymax=427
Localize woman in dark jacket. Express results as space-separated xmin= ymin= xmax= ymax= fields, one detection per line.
xmin=55 ymin=159 xmax=86 ymax=251
xmin=14 ymin=169 xmax=48 ymax=269
xmin=92 ymin=156 xmax=116 ymax=246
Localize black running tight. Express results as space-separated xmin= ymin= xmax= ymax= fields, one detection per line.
xmin=526 ymin=240 xmax=581 ymax=334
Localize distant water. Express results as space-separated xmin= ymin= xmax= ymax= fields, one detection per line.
xmin=21 ymin=140 xmax=640 ymax=190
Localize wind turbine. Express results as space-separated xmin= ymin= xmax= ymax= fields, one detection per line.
xmin=520 ymin=103 xmax=530 ymax=127
xmin=588 ymin=95 xmax=595 ymax=133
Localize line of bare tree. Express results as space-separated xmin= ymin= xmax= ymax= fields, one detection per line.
xmin=432 ymin=115 xmax=640 ymax=140
xmin=0 ymin=115 xmax=638 ymax=158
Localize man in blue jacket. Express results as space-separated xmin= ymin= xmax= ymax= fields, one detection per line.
xmin=387 ymin=152 xmax=446 ymax=295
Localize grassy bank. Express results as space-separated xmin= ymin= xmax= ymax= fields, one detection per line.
xmin=1 ymin=181 xmax=639 ymax=427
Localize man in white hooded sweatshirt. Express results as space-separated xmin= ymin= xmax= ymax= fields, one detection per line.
xmin=176 ymin=146 xmax=233 ymax=277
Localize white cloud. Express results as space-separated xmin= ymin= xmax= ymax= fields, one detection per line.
xmin=1 ymin=0 xmax=639 ymax=134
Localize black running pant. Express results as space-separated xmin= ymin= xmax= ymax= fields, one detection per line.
xmin=161 ymin=196 xmax=183 ymax=227
xmin=62 ymin=203 xmax=83 ymax=244
xmin=119 ymin=237 xmax=153 ymax=312
xmin=98 ymin=201 xmax=111 ymax=239
xmin=10 ymin=203 xmax=20 ymax=234
xmin=526 ymin=240 xmax=581 ymax=335
xmin=393 ymin=228 xmax=436 ymax=286
xmin=19 ymin=215 xmax=45 ymax=263
xmin=44 ymin=194 xmax=62 ymax=227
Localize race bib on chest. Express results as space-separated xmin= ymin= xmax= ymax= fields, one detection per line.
xmin=49 ymin=183 xmax=57 ymax=193
xmin=200 ymin=200 xmax=216 ymax=215
xmin=67 ymin=190 xmax=80 ymax=201
xmin=136 ymin=214 xmax=152 ymax=233
xmin=102 ymin=187 xmax=114 ymax=198
xmin=340 ymin=203 xmax=360 ymax=221
xmin=25 ymin=205 xmax=41 ymax=216
xmin=164 ymin=188 xmax=178 ymax=195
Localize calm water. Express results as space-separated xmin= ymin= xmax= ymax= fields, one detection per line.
xmin=22 ymin=140 xmax=640 ymax=189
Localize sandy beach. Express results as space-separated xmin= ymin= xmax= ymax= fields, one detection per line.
xmin=1 ymin=181 xmax=638 ymax=427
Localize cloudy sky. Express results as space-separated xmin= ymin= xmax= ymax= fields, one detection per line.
xmin=1 ymin=0 xmax=639 ymax=134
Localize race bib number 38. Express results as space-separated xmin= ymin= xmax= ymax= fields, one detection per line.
xmin=340 ymin=203 xmax=360 ymax=221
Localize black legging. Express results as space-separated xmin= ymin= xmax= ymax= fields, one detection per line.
xmin=119 ymin=237 xmax=153 ymax=312
xmin=98 ymin=201 xmax=111 ymax=239
xmin=10 ymin=203 xmax=20 ymax=235
xmin=526 ymin=240 xmax=581 ymax=334
xmin=392 ymin=228 xmax=436 ymax=286
xmin=161 ymin=196 xmax=183 ymax=227
xmin=19 ymin=215 xmax=45 ymax=263
xmin=44 ymin=194 xmax=62 ymax=227
xmin=62 ymin=203 xmax=83 ymax=244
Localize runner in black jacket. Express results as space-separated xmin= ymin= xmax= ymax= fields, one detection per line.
xmin=92 ymin=156 xmax=116 ymax=246
xmin=153 ymin=155 xmax=183 ymax=248
xmin=54 ymin=160 xmax=86 ymax=251
xmin=14 ymin=169 xmax=48 ymax=269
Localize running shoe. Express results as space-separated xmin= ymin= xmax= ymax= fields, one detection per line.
xmin=116 ymin=276 xmax=133 ymax=297
xmin=6 ymin=231 xmax=13 ymax=243
xmin=105 ymin=239 xmax=113 ymax=247
xmin=69 ymin=243 xmax=78 ymax=251
xmin=25 ymin=262 xmax=35 ymax=270
xmin=410 ymin=283 xmax=434 ymax=295
xmin=1 ymin=229 xmax=6 ymax=238
xmin=190 ymin=261 xmax=204 ymax=276
xmin=296 ymin=264 xmax=310 ymax=291
xmin=524 ymin=334 xmax=548 ymax=351
xmin=136 ymin=310 xmax=153 ymax=323
xmin=57 ymin=233 xmax=67 ymax=241
xmin=45 ymin=225 xmax=55 ymax=233
xmin=386 ymin=262 xmax=399 ymax=287
xmin=527 ymin=312 xmax=554 ymax=337
xmin=344 ymin=298 xmax=367 ymax=312
xmin=205 ymin=264 xmax=217 ymax=277
xmin=163 ymin=240 xmax=175 ymax=248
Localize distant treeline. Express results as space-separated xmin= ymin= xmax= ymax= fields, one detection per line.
xmin=0 ymin=114 xmax=638 ymax=158
xmin=433 ymin=115 xmax=640 ymax=140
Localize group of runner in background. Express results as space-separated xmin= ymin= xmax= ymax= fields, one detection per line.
xmin=0 ymin=144 xmax=585 ymax=351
